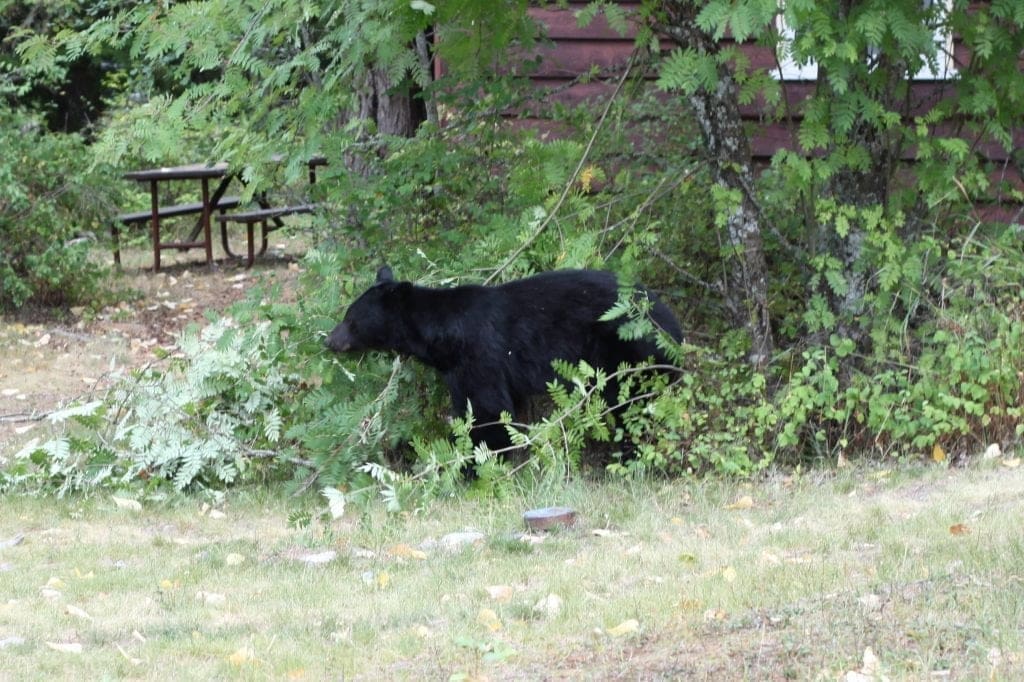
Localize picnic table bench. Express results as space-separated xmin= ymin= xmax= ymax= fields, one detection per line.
xmin=216 ymin=203 xmax=318 ymax=266
xmin=115 ymin=157 xmax=325 ymax=271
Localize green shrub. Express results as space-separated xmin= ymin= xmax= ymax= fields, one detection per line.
xmin=0 ymin=108 xmax=116 ymax=310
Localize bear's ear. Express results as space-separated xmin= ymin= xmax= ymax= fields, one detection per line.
xmin=376 ymin=265 xmax=394 ymax=284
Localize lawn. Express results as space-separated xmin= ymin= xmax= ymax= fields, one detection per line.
xmin=2 ymin=459 xmax=1022 ymax=680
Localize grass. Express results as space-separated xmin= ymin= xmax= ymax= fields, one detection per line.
xmin=1 ymin=460 xmax=1023 ymax=680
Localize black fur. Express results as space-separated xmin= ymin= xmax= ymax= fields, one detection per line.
xmin=325 ymin=266 xmax=682 ymax=450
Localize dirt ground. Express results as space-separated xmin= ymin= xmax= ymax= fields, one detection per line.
xmin=0 ymin=243 xmax=304 ymax=458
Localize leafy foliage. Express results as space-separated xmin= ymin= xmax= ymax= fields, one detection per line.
xmin=9 ymin=318 xmax=298 ymax=495
xmin=2 ymin=0 xmax=1022 ymax=511
xmin=0 ymin=107 xmax=118 ymax=310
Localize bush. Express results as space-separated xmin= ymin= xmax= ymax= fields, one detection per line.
xmin=0 ymin=107 xmax=116 ymax=311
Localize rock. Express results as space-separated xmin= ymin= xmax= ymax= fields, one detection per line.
xmin=0 ymin=533 xmax=24 ymax=549
xmin=295 ymin=550 xmax=337 ymax=566
xmin=533 ymin=593 xmax=563 ymax=618
xmin=437 ymin=531 xmax=485 ymax=552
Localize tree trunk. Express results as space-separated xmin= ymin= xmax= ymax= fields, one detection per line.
xmin=344 ymin=66 xmax=419 ymax=177
xmin=818 ymin=0 xmax=906 ymax=343
xmin=656 ymin=2 xmax=774 ymax=366
xmin=357 ymin=66 xmax=416 ymax=138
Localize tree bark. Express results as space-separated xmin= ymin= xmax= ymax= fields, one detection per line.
xmin=357 ymin=66 xmax=416 ymax=138
xmin=656 ymin=2 xmax=774 ymax=366
xmin=818 ymin=0 xmax=906 ymax=341
xmin=345 ymin=66 xmax=419 ymax=177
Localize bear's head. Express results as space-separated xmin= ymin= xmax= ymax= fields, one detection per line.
xmin=325 ymin=265 xmax=411 ymax=353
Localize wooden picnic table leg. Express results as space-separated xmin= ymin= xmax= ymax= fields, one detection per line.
xmin=219 ymin=210 xmax=241 ymax=259
xmin=112 ymin=222 xmax=121 ymax=268
xmin=259 ymin=219 xmax=271 ymax=257
xmin=201 ymin=178 xmax=213 ymax=265
xmin=247 ymin=221 xmax=256 ymax=268
xmin=256 ymin=191 xmax=286 ymax=231
xmin=187 ymin=174 xmax=233 ymax=244
xmin=150 ymin=179 xmax=161 ymax=272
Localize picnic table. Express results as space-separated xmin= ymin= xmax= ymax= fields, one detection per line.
xmin=114 ymin=157 xmax=326 ymax=272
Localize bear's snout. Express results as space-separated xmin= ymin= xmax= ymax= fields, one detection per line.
xmin=325 ymin=322 xmax=353 ymax=353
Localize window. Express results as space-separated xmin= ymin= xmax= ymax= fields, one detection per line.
xmin=774 ymin=0 xmax=957 ymax=81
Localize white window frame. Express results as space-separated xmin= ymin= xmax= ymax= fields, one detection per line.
xmin=774 ymin=0 xmax=957 ymax=82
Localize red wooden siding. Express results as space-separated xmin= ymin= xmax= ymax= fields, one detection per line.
xmin=519 ymin=2 xmax=1023 ymax=184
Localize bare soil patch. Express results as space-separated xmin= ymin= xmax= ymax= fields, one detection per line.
xmin=0 ymin=253 xmax=303 ymax=457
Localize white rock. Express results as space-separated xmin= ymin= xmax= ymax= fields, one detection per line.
xmin=533 ymin=593 xmax=563 ymax=618
xmin=438 ymin=531 xmax=485 ymax=552
xmin=0 ymin=636 xmax=26 ymax=649
xmin=298 ymin=550 xmax=337 ymax=566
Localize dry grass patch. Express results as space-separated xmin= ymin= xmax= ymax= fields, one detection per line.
xmin=1 ymin=460 xmax=1022 ymax=679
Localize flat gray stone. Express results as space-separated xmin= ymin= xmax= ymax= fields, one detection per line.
xmin=437 ymin=531 xmax=485 ymax=552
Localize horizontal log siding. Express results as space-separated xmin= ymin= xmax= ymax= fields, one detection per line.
xmin=512 ymin=2 xmax=1021 ymax=214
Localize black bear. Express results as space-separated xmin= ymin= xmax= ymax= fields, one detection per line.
xmin=325 ymin=266 xmax=683 ymax=451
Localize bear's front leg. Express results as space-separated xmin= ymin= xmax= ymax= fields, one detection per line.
xmin=444 ymin=372 xmax=517 ymax=453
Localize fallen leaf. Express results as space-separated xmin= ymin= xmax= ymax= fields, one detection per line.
xmin=1001 ymin=458 xmax=1021 ymax=469
xmin=376 ymin=571 xmax=391 ymax=590
xmin=678 ymin=598 xmax=702 ymax=611
xmin=227 ymin=647 xmax=252 ymax=666
xmin=111 ymin=496 xmax=142 ymax=512
xmin=46 ymin=642 xmax=82 ymax=654
xmin=477 ymin=608 xmax=503 ymax=632
xmin=115 ymin=643 xmax=141 ymax=666
xmin=45 ymin=576 xmax=65 ymax=588
xmin=388 ymin=543 xmax=427 ymax=560
xmin=949 ymin=523 xmax=970 ymax=536
xmin=725 ymin=495 xmax=753 ymax=510
xmin=932 ymin=443 xmax=946 ymax=463
xmin=670 ymin=517 xmax=685 ymax=526
xmin=721 ymin=566 xmax=737 ymax=583
xmin=484 ymin=585 xmax=514 ymax=603
xmin=413 ymin=625 xmax=433 ymax=639
xmin=845 ymin=646 xmax=888 ymax=681
xmin=606 ymin=618 xmax=640 ymax=637
xmin=65 ymin=605 xmax=93 ymax=622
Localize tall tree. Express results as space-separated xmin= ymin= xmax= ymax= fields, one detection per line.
xmin=649 ymin=0 xmax=775 ymax=365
